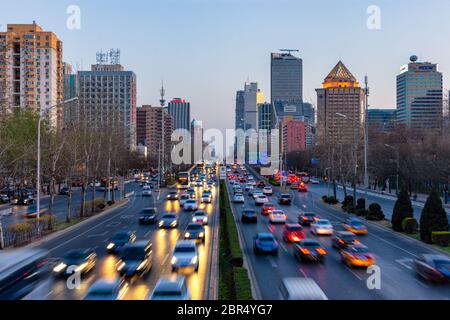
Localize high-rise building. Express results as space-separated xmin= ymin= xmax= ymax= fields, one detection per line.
xmin=271 ymin=52 xmax=303 ymax=104
xmin=78 ymin=62 xmax=137 ymax=150
xmin=63 ymin=62 xmax=77 ymax=100
xmin=316 ymin=61 xmax=365 ymax=145
xmin=283 ymin=119 xmax=306 ymax=153
xmin=0 ymin=22 xmax=63 ymax=126
xmin=168 ymin=98 xmax=191 ymax=131
xmin=136 ymin=105 xmax=173 ymax=160
xmin=191 ymin=119 xmax=204 ymax=164
xmin=257 ymin=102 xmax=274 ymax=131
xmin=234 ymin=82 xmax=259 ymax=131
xmin=368 ymin=108 xmax=396 ymax=132
xmin=396 ymin=56 xmax=443 ymax=131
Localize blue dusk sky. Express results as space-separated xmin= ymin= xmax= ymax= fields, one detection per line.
xmin=1 ymin=0 xmax=449 ymax=131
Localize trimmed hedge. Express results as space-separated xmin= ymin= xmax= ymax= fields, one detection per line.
xmin=322 ymin=195 xmax=339 ymax=205
xmin=402 ymin=217 xmax=418 ymax=234
xmin=366 ymin=203 xmax=385 ymax=221
xmin=431 ymin=231 xmax=450 ymax=247
xmin=234 ymin=267 xmax=253 ymax=300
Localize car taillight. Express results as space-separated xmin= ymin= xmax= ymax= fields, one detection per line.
xmin=316 ymin=248 xmax=326 ymax=255
xmin=303 ymin=217 xmax=308 ymax=220
xmin=300 ymin=248 xmax=310 ymax=255
xmin=338 ymin=239 xmax=345 ymax=245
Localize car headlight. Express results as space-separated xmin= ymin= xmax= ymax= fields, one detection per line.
xmin=171 ymin=257 xmax=178 ymax=265
xmin=107 ymin=243 xmax=115 ymax=250
xmin=137 ymin=260 xmax=147 ymax=271
xmin=117 ymin=260 xmax=126 ymax=271
xmin=171 ymin=221 xmax=177 ymax=226
xmin=53 ymin=263 xmax=67 ymax=273
xmin=192 ymin=217 xmax=196 ymax=222
xmin=199 ymin=232 xmax=205 ymax=238
xmin=191 ymin=256 xmax=198 ymax=264
xmin=76 ymin=262 xmax=88 ymax=273
xmin=159 ymin=221 xmax=164 ymax=227
xmin=185 ymin=232 xmax=190 ymax=238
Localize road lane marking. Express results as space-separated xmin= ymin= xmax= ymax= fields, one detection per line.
xmin=267 ymin=256 xmax=278 ymax=268
xmin=396 ymin=258 xmax=414 ymax=270
xmin=279 ymin=242 xmax=288 ymax=253
xmin=298 ymin=268 xmax=307 ymax=277
xmin=87 ymin=231 xmax=108 ymax=238
xmin=161 ymin=253 xmax=170 ymax=266
xmin=345 ymin=266 xmax=363 ymax=280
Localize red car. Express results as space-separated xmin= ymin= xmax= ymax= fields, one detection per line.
xmin=298 ymin=182 xmax=308 ymax=192
xmin=261 ymin=203 xmax=275 ymax=216
xmin=282 ymin=224 xmax=305 ymax=243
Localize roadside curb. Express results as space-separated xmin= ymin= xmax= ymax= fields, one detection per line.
xmin=6 ymin=199 xmax=130 ymax=251
xmin=206 ymin=182 xmax=220 ymax=300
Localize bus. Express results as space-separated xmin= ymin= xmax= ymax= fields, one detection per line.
xmin=177 ymin=172 xmax=190 ymax=189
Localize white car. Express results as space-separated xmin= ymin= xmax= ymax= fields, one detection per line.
xmin=142 ymin=186 xmax=152 ymax=197
xmin=179 ymin=194 xmax=191 ymax=206
xmin=149 ymin=276 xmax=190 ymax=300
xmin=269 ymin=210 xmax=287 ymax=224
xmin=184 ymin=199 xmax=198 ymax=211
xmin=311 ymin=219 xmax=334 ymax=235
xmin=310 ymin=178 xmax=320 ymax=185
xmin=233 ymin=193 xmax=245 ymax=203
xmin=192 ymin=210 xmax=208 ymax=225
xmin=233 ymin=188 xmax=243 ymax=195
xmin=252 ymin=191 xmax=263 ymax=200
xmin=263 ymin=187 xmax=273 ymax=196
xmin=244 ymin=184 xmax=253 ymax=191
xmin=171 ymin=241 xmax=199 ymax=272
xmin=255 ymin=195 xmax=269 ymax=206
xmin=201 ymin=192 xmax=212 ymax=203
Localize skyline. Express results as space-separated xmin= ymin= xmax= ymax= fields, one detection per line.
xmin=1 ymin=0 xmax=450 ymax=132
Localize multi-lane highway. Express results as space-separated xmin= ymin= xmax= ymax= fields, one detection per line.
xmin=21 ymin=169 xmax=219 ymax=300
xmin=226 ymin=166 xmax=450 ymax=300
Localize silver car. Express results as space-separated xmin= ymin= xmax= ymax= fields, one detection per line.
xmin=171 ymin=241 xmax=199 ymax=272
xmin=149 ymin=276 xmax=190 ymax=300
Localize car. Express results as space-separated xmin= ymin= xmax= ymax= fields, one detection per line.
xmin=195 ymin=179 xmax=203 ymax=187
xmin=179 ymin=194 xmax=191 ymax=206
xmin=84 ymin=278 xmax=128 ymax=300
xmin=107 ymin=231 xmax=137 ymax=253
xmin=269 ymin=210 xmax=287 ymax=224
xmin=116 ymin=241 xmax=153 ymax=278
xmin=298 ymin=182 xmax=308 ymax=192
xmin=252 ymin=191 xmax=263 ymax=200
xmin=343 ymin=218 xmax=368 ymax=235
xmin=233 ymin=193 xmax=245 ymax=203
xmin=142 ymin=186 xmax=152 ymax=197
xmin=331 ymin=231 xmax=359 ymax=249
xmin=201 ymin=191 xmax=212 ymax=203
xmin=413 ymin=254 xmax=450 ymax=283
xmin=255 ymin=195 xmax=269 ymax=206
xmin=184 ymin=223 xmax=206 ymax=243
xmin=192 ymin=210 xmax=208 ymax=225
xmin=53 ymin=249 xmax=97 ymax=276
xmin=233 ymin=187 xmax=243 ymax=195
xmin=282 ymin=224 xmax=305 ymax=243
xmin=187 ymin=189 xmax=197 ymax=199
xmin=290 ymin=183 xmax=299 ymax=190
xmin=149 ymin=276 xmax=190 ymax=300
xmin=340 ymin=244 xmax=375 ymax=268
xmin=184 ymin=199 xmax=198 ymax=211
xmin=310 ymin=178 xmax=320 ymax=185
xmin=59 ymin=187 xmax=70 ymax=196
xmin=279 ymin=278 xmax=328 ymax=300
xmin=139 ymin=207 xmax=158 ymax=224
xmin=167 ymin=191 xmax=179 ymax=201
xmin=206 ymin=181 xmax=215 ymax=189
xmin=254 ymin=233 xmax=278 ymax=255
xmin=171 ymin=241 xmax=199 ymax=272
xmin=158 ymin=213 xmax=179 ymax=228
xmin=311 ymin=219 xmax=333 ymax=235
xmin=244 ymin=184 xmax=253 ymax=191
xmin=278 ymin=193 xmax=292 ymax=205
xmin=0 ymin=193 xmax=9 ymax=204
xmin=293 ymin=240 xmax=327 ymax=263
xmin=257 ymin=181 xmax=266 ymax=189
xmin=298 ymin=212 xmax=319 ymax=226
xmin=241 ymin=209 xmax=257 ymax=223
xmin=261 ymin=203 xmax=275 ymax=216
xmin=11 ymin=190 xmax=34 ymax=205
xmin=262 ymin=187 xmax=273 ymax=196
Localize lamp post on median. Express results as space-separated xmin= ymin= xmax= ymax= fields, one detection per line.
xmin=385 ymin=144 xmax=400 ymax=196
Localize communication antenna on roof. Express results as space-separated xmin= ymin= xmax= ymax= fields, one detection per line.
xmin=160 ymin=80 xmax=166 ymax=107
xmin=109 ymin=49 xmax=121 ymax=65
xmin=96 ymin=50 xmax=108 ymax=64
xmin=279 ymin=49 xmax=299 ymax=55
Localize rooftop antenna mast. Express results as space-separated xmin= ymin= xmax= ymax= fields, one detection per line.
xmin=160 ymin=80 xmax=166 ymax=107
xmin=279 ymin=49 xmax=299 ymax=55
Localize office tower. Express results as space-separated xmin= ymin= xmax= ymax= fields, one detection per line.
xmin=235 ymin=82 xmax=259 ymax=130
xmin=396 ymin=55 xmax=443 ymax=131
xmin=316 ymin=61 xmax=365 ymax=145
xmin=282 ymin=119 xmax=306 ymax=153
xmin=63 ymin=62 xmax=77 ymax=100
xmin=368 ymin=109 xmax=396 ymax=132
xmin=168 ymin=98 xmax=191 ymax=131
xmin=235 ymin=90 xmax=245 ymax=130
xmin=258 ymin=102 xmax=274 ymax=131
xmin=0 ymin=22 xmax=63 ymax=127
xmin=271 ymin=51 xmax=303 ymax=104
xmin=78 ymin=60 xmax=137 ymax=150
xmin=136 ymin=105 xmax=173 ymax=160
xmin=191 ymin=119 xmax=204 ymax=164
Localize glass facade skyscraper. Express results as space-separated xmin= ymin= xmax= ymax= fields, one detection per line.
xmin=168 ymin=98 xmax=191 ymax=131
xmin=271 ymin=52 xmax=303 ymax=104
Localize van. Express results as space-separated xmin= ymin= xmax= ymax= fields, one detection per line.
xmin=279 ymin=278 xmax=328 ymax=300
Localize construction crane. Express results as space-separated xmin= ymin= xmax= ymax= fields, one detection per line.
xmin=279 ymin=49 xmax=299 ymax=55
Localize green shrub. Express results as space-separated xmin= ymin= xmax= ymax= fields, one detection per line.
xmin=366 ymin=203 xmax=385 ymax=221
xmin=392 ymin=188 xmax=413 ymax=232
xmin=420 ymin=189 xmax=449 ymax=244
xmin=431 ymin=231 xmax=450 ymax=247
xmin=234 ymin=267 xmax=253 ymax=300
xmin=342 ymin=195 xmax=354 ymax=212
xmin=38 ymin=215 xmax=57 ymax=231
xmin=402 ymin=217 xmax=418 ymax=234
xmin=322 ymin=195 xmax=328 ymax=202
xmin=355 ymin=198 xmax=368 ymax=216
xmin=268 ymin=178 xmax=280 ymax=186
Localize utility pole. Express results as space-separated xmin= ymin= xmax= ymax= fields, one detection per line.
xmin=364 ymin=75 xmax=370 ymax=195
xmin=160 ymin=81 xmax=166 ymax=187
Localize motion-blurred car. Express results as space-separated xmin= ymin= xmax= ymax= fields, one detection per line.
xmin=413 ymin=254 xmax=450 ymax=283
xmin=255 ymin=195 xmax=269 ymax=206
xmin=195 ymin=179 xmax=203 ymax=187
xmin=252 ymin=191 xmax=263 ymax=199
xmin=244 ymin=184 xmax=253 ymax=191
xmin=293 ymin=240 xmax=327 ymax=263
xmin=107 ymin=231 xmax=136 ymax=253
xmin=310 ymin=178 xmax=320 ymax=184
xmin=139 ymin=207 xmax=158 ymax=225
xmin=201 ymin=191 xmax=212 ymax=203
xmin=298 ymin=212 xmax=319 ymax=226
xmin=282 ymin=224 xmax=305 ymax=243
xmin=184 ymin=223 xmax=205 ymax=243
xmin=257 ymin=181 xmax=266 ymax=189
xmin=171 ymin=241 xmax=199 ymax=272
xmin=263 ymin=187 xmax=273 ymax=196
xmin=269 ymin=210 xmax=287 ymax=224
xmin=116 ymin=241 xmax=153 ymax=278
xmin=279 ymin=278 xmax=328 ymax=300
xmin=253 ymin=233 xmax=278 ymax=255
xmin=84 ymin=279 xmax=128 ymax=300
xmin=278 ymin=193 xmax=292 ymax=205
xmin=233 ymin=193 xmax=245 ymax=203
xmin=187 ymin=189 xmax=197 ymax=199
xmin=340 ymin=244 xmax=375 ymax=267
xmin=261 ymin=203 xmax=275 ymax=216
xmin=149 ymin=276 xmax=190 ymax=300
xmin=183 ymin=199 xmax=198 ymax=211
xmin=192 ymin=210 xmax=208 ymax=225
xmin=58 ymin=187 xmax=70 ymax=196
xmin=343 ymin=218 xmax=368 ymax=235
xmin=298 ymin=182 xmax=308 ymax=192
xmin=332 ymin=231 xmax=359 ymax=249
xmin=53 ymin=249 xmax=97 ymax=276
xmin=159 ymin=213 xmax=179 ymax=228
xmin=310 ymin=219 xmax=333 ymax=235
xmin=179 ymin=194 xmax=190 ymax=206
xmin=241 ymin=209 xmax=257 ymax=223
xmin=167 ymin=191 xmax=179 ymax=201
xmin=142 ymin=186 xmax=152 ymax=197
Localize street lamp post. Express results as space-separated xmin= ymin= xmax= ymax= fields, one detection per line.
xmin=385 ymin=144 xmax=400 ymax=195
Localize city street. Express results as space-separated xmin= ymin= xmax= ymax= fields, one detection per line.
xmin=225 ymin=166 xmax=450 ymax=300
